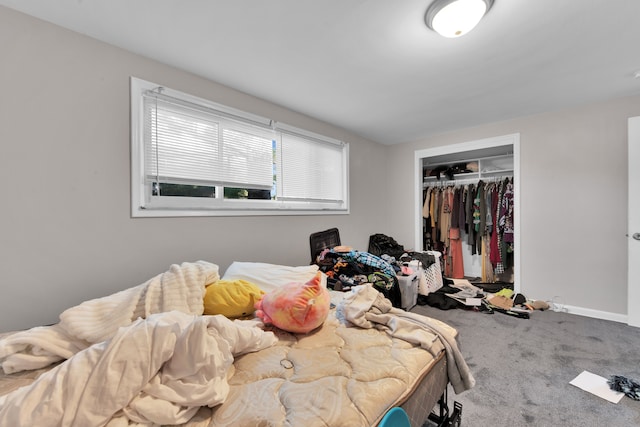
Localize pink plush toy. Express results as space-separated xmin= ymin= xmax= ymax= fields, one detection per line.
xmin=255 ymin=271 xmax=330 ymax=334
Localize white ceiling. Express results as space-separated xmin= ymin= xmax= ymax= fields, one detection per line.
xmin=2 ymin=0 xmax=640 ymax=145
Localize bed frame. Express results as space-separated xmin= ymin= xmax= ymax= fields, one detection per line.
xmin=399 ymin=351 xmax=463 ymax=427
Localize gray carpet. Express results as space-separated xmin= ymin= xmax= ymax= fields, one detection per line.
xmin=411 ymin=304 xmax=640 ymax=426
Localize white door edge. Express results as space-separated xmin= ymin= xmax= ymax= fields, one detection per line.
xmin=628 ymin=117 xmax=640 ymax=327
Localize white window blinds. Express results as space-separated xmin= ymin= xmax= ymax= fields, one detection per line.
xmin=278 ymin=131 xmax=346 ymax=203
xmin=143 ymin=93 xmax=274 ymax=190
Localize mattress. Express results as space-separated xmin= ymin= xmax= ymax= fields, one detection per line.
xmin=0 ymin=312 xmax=450 ymax=426
xmin=209 ymin=311 xmax=447 ymax=426
xmin=0 ymin=261 xmax=472 ymax=426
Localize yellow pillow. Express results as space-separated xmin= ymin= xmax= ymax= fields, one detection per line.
xmin=203 ymin=279 xmax=265 ymax=318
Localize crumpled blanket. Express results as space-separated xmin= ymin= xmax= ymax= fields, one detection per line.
xmin=0 ymin=260 xmax=220 ymax=374
xmin=0 ymin=311 xmax=277 ymax=427
xmin=336 ymin=283 xmax=475 ymax=394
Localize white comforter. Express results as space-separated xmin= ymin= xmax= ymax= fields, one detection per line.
xmin=0 ymin=311 xmax=276 ymax=427
xmin=0 ymin=261 xmax=219 ymax=374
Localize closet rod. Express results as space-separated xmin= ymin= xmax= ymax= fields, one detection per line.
xmin=423 ymin=175 xmax=512 ymax=187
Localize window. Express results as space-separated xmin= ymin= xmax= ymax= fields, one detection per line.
xmin=131 ymin=77 xmax=349 ymax=217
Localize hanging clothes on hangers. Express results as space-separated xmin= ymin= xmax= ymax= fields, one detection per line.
xmin=448 ymin=186 xmax=465 ymax=279
xmin=490 ymin=181 xmax=502 ymax=268
xmin=465 ymin=183 xmax=477 ymax=254
xmin=422 ymin=175 xmax=514 ymax=283
xmin=498 ymin=178 xmax=515 ymax=273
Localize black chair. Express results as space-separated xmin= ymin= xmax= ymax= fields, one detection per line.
xmin=309 ymin=228 xmax=341 ymax=264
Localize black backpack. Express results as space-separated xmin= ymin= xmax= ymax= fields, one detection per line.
xmin=368 ymin=234 xmax=405 ymax=259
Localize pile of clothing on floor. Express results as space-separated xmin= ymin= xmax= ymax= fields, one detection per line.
xmin=417 ymin=278 xmax=549 ymax=319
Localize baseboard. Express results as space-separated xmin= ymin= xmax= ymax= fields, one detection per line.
xmin=560 ymin=304 xmax=627 ymax=324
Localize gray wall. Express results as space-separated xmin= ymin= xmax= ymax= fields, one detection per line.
xmin=0 ymin=7 xmax=389 ymax=331
xmin=386 ymin=95 xmax=640 ymax=318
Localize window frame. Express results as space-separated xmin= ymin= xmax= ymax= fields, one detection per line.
xmin=130 ymin=77 xmax=350 ymax=217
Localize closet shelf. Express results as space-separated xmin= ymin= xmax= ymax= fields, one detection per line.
xmin=423 ymin=153 xmax=513 ymax=186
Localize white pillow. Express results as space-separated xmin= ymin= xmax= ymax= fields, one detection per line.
xmin=221 ymin=262 xmax=320 ymax=293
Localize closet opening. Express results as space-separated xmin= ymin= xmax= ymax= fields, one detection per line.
xmin=413 ymin=134 xmax=521 ymax=293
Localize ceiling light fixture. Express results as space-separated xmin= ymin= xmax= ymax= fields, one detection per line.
xmin=425 ymin=0 xmax=494 ymax=38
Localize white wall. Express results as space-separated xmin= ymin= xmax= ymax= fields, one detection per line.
xmin=386 ymin=95 xmax=640 ymax=319
xmin=0 ymin=7 xmax=390 ymax=332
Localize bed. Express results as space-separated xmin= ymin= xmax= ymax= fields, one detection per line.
xmin=0 ymin=261 xmax=473 ymax=426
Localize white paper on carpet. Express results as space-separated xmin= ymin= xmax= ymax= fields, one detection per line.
xmin=570 ymin=370 xmax=624 ymax=404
